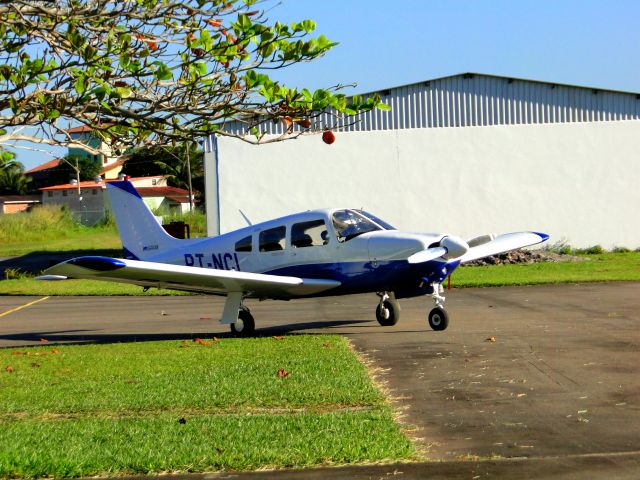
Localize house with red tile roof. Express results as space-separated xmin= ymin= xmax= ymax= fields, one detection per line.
xmin=25 ymin=125 xmax=122 ymax=188
xmin=40 ymin=176 xmax=191 ymax=225
xmin=0 ymin=195 xmax=41 ymax=215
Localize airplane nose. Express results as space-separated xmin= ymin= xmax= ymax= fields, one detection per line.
xmin=441 ymin=235 xmax=469 ymax=259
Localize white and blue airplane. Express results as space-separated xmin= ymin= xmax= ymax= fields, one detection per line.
xmin=43 ymin=181 xmax=549 ymax=336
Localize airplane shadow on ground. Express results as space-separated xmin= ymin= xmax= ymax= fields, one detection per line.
xmin=0 ymin=320 xmax=374 ymax=347
xmin=0 ymin=250 xmax=123 ymax=277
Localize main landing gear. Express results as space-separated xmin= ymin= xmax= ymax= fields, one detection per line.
xmin=231 ymin=306 xmax=255 ymax=337
xmin=376 ymin=292 xmax=400 ymax=326
xmin=222 ymin=292 xmax=256 ymax=337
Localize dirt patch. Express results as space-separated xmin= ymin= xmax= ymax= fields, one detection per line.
xmin=466 ymin=249 xmax=587 ymax=266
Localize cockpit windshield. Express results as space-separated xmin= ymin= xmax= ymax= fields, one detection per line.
xmin=332 ymin=209 xmax=385 ymax=242
xmin=355 ymin=210 xmax=396 ymax=230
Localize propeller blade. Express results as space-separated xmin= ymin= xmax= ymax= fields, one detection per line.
xmin=407 ymin=247 xmax=448 ymax=264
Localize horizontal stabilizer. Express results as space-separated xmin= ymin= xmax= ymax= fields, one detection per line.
xmin=407 ymin=247 xmax=448 ymax=264
xmin=460 ymin=232 xmax=549 ymax=263
xmin=44 ymin=256 xmax=341 ymax=298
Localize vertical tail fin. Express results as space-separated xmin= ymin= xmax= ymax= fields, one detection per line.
xmin=106 ymin=181 xmax=182 ymax=260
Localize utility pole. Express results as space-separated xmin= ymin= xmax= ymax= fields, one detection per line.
xmin=185 ymin=141 xmax=194 ymax=213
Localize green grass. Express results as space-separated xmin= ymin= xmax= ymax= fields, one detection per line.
xmin=0 ymin=205 xmax=122 ymax=256
xmin=0 ymin=206 xmax=121 ymax=256
xmin=0 ymin=336 xmax=415 ymax=478
xmin=0 ymin=205 xmax=207 ymax=257
xmin=453 ymin=252 xmax=640 ymax=287
xmin=0 ymin=231 xmax=123 ymax=257
xmin=0 ymin=278 xmax=190 ymax=295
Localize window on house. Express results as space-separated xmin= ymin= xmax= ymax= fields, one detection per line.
xmin=259 ymin=226 xmax=286 ymax=252
xmin=47 ymin=191 xmax=53 ymax=198
xmin=62 ymin=190 xmax=68 ymax=197
xmin=235 ymin=235 xmax=252 ymax=252
xmin=92 ymin=189 xmax=98 ymax=195
xmin=291 ymin=219 xmax=329 ymax=248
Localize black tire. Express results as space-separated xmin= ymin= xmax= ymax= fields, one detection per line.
xmin=376 ymin=299 xmax=400 ymax=326
xmin=230 ymin=309 xmax=255 ymax=337
xmin=428 ymin=307 xmax=449 ymax=331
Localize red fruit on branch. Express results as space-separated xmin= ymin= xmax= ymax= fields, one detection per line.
xmin=322 ymin=130 xmax=335 ymax=144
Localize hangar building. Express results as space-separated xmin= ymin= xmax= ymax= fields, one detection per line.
xmin=204 ymin=73 xmax=640 ymax=249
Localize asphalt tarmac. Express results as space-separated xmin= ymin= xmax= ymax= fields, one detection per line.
xmin=1 ymin=282 xmax=639 ymax=479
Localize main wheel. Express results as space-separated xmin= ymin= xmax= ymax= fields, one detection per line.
xmin=376 ymin=299 xmax=400 ymax=326
xmin=428 ymin=307 xmax=449 ymax=331
xmin=230 ymin=309 xmax=255 ymax=337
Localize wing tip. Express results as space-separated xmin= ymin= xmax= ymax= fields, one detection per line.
xmin=532 ymin=232 xmax=550 ymax=243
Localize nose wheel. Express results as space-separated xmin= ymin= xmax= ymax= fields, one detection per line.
xmin=428 ymin=307 xmax=449 ymax=331
xmin=376 ymin=292 xmax=400 ymax=326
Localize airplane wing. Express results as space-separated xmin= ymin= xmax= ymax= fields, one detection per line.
xmin=459 ymin=232 xmax=549 ymax=263
xmin=42 ymin=256 xmax=341 ymax=298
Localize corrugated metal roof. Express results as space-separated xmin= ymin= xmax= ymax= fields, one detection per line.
xmin=219 ymin=72 xmax=640 ymax=136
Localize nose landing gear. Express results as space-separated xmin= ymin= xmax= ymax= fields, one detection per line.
xmin=428 ymin=282 xmax=449 ymax=331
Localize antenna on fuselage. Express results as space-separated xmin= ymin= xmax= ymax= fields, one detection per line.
xmin=239 ymin=209 xmax=253 ymax=226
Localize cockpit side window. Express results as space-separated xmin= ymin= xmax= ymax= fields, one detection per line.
xmin=259 ymin=226 xmax=286 ymax=252
xmin=235 ymin=235 xmax=252 ymax=252
xmin=332 ymin=209 xmax=382 ymax=242
xmin=291 ymin=219 xmax=328 ymax=248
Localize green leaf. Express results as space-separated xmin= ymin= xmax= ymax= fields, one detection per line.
xmin=114 ymin=87 xmax=133 ymax=98
xmin=153 ymin=63 xmax=173 ymax=81
xmin=74 ymin=76 xmax=86 ymax=95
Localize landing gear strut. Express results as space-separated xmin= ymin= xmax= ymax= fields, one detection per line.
xmin=427 ymin=282 xmax=449 ymax=331
xmin=376 ymin=292 xmax=400 ymax=326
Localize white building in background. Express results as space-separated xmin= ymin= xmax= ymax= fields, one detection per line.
xmin=204 ymin=72 xmax=640 ymax=249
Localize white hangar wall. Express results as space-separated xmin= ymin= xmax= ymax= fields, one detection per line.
xmin=215 ymin=120 xmax=640 ymax=249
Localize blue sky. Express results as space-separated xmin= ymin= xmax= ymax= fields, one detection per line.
xmin=17 ymin=0 xmax=640 ymax=169
xmin=269 ymin=0 xmax=640 ymax=94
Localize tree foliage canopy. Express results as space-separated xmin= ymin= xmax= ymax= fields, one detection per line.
xmin=52 ymin=154 xmax=102 ymax=182
xmin=0 ymin=0 xmax=387 ymax=155
xmin=0 ymin=151 xmax=31 ymax=195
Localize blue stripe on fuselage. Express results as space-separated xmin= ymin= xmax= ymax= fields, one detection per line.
xmin=264 ymin=259 xmax=460 ymax=298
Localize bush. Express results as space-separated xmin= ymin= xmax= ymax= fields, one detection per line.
xmin=611 ymin=246 xmax=631 ymax=253
xmin=574 ymin=245 xmax=605 ymax=255
xmin=545 ymin=240 xmax=572 ymax=255
xmin=0 ymin=205 xmax=83 ymax=243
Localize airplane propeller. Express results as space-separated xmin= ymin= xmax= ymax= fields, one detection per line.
xmin=406 ymin=235 xmax=470 ymax=264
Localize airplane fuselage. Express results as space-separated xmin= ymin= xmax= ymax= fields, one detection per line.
xmin=139 ymin=208 xmax=460 ymax=299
